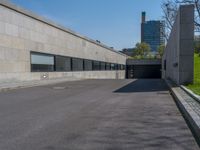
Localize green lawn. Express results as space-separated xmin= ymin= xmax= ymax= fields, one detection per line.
xmin=187 ymin=53 xmax=200 ymax=95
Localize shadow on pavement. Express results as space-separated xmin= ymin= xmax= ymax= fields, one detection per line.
xmin=114 ymin=79 xmax=168 ymax=93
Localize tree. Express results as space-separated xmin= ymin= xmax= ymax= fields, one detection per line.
xmin=162 ymin=0 xmax=200 ymax=40
xmin=157 ymin=45 xmax=165 ymax=57
xmin=161 ymin=0 xmax=178 ymax=40
xmin=176 ymin=0 xmax=200 ymax=31
xmin=134 ymin=42 xmax=151 ymax=58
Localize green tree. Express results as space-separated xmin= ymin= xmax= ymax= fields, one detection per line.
xmin=157 ymin=45 xmax=165 ymax=57
xmin=134 ymin=42 xmax=151 ymax=58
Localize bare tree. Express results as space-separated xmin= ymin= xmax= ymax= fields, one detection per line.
xmin=162 ymin=0 xmax=200 ymax=40
xmin=161 ymin=0 xmax=178 ymax=41
xmin=176 ymin=0 xmax=200 ymax=31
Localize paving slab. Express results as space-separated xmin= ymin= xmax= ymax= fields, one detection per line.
xmin=0 ymin=79 xmax=199 ymax=150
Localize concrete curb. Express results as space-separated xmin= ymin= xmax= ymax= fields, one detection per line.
xmin=165 ymin=80 xmax=200 ymax=145
xmin=181 ymin=85 xmax=200 ymax=103
xmin=0 ymin=78 xmax=83 ymax=92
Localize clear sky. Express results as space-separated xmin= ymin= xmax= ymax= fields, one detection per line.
xmin=10 ymin=0 xmax=163 ymax=50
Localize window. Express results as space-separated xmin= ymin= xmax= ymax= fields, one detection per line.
xmin=30 ymin=52 xmax=125 ymax=72
xmin=119 ymin=64 xmax=122 ymax=70
xmin=84 ymin=59 xmax=93 ymax=71
xmin=55 ymin=56 xmax=71 ymax=71
xmin=117 ymin=64 xmax=120 ymax=70
xmin=124 ymin=65 xmax=126 ymax=70
xmin=106 ymin=63 xmax=111 ymax=70
xmin=111 ymin=64 xmax=115 ymax=70
xmin=164 ymin=60 xmax=166 ymax=70
xmin=114 ymin=64 xmax=118 ymax=70
xmin=100 ymin=62 xmax=106 ymax=70
xmin=123 ymin=65 xmax=125 ymax=70
xmin=121 ymin=64 xmax=124 ymax=70
xmin=93 ymin=61 xmax=100 ymax=70
xmin=72 ymin=58 xmax=83 ymax=71
xmin=31 ymin=52 xmax=54 ymax=72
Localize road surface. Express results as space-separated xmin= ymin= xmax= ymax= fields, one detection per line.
xmin=0 ymin=79 xmax=199 ymax=150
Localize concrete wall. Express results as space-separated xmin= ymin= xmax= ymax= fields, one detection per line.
xmin=0 ymin=1 xmax=127 ymax=83
xmin=162 ymin=5 xmax=194 ymax=85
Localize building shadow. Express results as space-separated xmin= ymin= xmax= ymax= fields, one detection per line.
xmin=114 ymin=79 xmax=168 ymax=93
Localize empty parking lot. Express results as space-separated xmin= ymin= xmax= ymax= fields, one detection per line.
xmin=0 ymin=79 xmax=199 ymax=150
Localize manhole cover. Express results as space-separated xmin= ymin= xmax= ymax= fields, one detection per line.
xmin=53 ymin=87 xmax=66 ymax=90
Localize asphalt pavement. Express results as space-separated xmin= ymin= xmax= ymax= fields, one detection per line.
xmin=0 ymin=79 xmax=199 ymax=150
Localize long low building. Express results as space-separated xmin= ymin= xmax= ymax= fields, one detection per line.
xmin=0 ymin=1 xmax=127 ymax=83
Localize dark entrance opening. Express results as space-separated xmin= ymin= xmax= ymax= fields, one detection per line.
xmin=127 ymin=64 xmax=161 ymax=79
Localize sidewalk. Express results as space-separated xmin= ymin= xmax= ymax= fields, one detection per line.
xmin=0 ymin=77 xmax=82 ymax=92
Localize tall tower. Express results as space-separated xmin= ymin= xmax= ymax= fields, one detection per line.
xmin=142 ymin=11 xmax=146 ymax=23
xmin=141 ymin=12 xmax=146 ymax=42
xmin=140 ymin=11 xmax=165 ymax=53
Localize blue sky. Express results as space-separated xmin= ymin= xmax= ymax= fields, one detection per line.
xmin=10 ymin=0 xmax=163 ymax=50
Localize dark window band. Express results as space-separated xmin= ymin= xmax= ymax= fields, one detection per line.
xmin=30 ymin=51 xmax=125 ymax=72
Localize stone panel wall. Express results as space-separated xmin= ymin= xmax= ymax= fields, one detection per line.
xmin=0 ymin=1 xmax=127 ymax=82
xmin=162 ymin=5 xmax=194 ymax=85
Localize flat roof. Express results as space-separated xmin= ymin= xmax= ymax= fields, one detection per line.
xmin=127 ymin=59 xmax=161 ymax=65
xmin=0 ymin=0 xmax=127 ymax=57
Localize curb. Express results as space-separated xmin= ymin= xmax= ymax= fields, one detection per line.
xmin=180 ymin=85 xmax=200 ymax=103
xmin=165 ymin=80 xmax=200 ymax=146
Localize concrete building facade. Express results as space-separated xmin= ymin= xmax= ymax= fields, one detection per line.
xmin=162 ymin=5 xmax=194 ymax=85
xmin=0 ymin=1 xmax=127 ymax=83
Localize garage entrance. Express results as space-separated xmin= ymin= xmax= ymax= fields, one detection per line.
xmin=126 ymin=59 xmax=161 ymax=79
